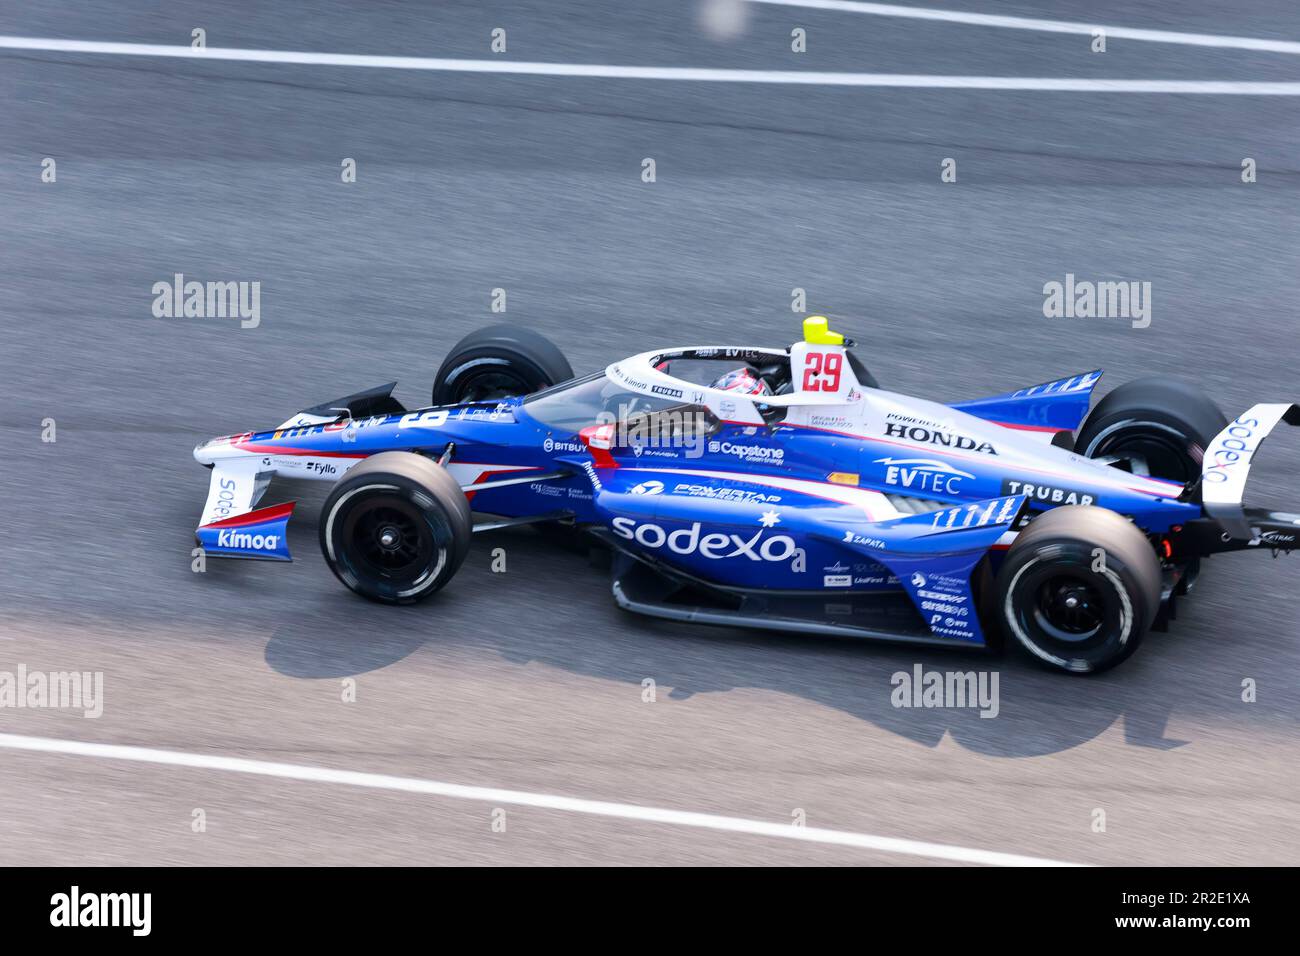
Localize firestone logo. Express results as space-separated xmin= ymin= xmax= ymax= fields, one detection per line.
xmin=611 ymin=517 xmax=803 ymax=565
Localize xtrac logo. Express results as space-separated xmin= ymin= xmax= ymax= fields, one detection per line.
xmin=876 ymin=457 xmax=973 ymax=495
xmin=611 ymin=517 xmax=803 ymax=565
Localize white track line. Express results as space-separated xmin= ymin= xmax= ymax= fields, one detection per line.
xmin=1 ymin=36 xmax=1298 ymax=93
xmin=748 ymin=0 xmax=1300 ymax=55
xmin=0 ymin=732 xmax=1083 ymax=866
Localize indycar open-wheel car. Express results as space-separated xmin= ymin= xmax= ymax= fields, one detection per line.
xmin=192 ymin=317 xmax=1299 ymax=674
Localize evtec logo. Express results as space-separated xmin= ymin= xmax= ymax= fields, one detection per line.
xmin=611 ymin=517 xmax=803 ymax=564
xmin=876 ymin=457 xmax=973 ymax=495
xmin=217 ymin=530 xmax=279 ymax=550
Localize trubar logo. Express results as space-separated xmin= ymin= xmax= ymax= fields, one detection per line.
xmin=50 ymin=886 xmax=151 ymax=936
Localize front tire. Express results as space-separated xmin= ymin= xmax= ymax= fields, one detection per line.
xmin=1076 ymin=378 xmax=1227 ymax=485
xmin=433 ymin=324 xmax=573 ymax=406
xmin=320 ymin=452 xmax=471 ymax=604
xmin=995 ymin=506 xmax=1161 ymax=674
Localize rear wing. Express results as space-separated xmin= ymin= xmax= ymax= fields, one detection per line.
xmin=1201 ymin=403 xmax=1300 ymax=540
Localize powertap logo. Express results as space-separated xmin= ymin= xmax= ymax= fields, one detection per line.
xmin=611 ymin=517 xmax=804 ymax=566
xmin=216 ymin=530 xmax=280 ymax=550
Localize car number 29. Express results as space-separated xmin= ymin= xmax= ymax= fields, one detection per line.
xmin=802 ymin=350 xmax=843 ymax=392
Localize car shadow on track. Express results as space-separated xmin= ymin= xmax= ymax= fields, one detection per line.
xmin=260 ymin=517 xmax=1216 ymax=758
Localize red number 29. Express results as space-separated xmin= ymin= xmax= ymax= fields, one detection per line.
xmin=802 ymin=351 xmax=843 ymax=392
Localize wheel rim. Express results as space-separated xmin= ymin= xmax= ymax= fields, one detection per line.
xmin=1088 ymin=428 xmax=1198 ymax=483
xmin=1007 ymin=555 xmax=1128 ymax=664
xmin=1033 ymin=575 xmax=1104 ymax=642
xmin=449 ymin=359 xmax=538 ymax=402
xmin=343 ymin=496 xmax=438 ymax=583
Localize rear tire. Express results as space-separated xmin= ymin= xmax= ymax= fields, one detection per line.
xmin=1076 ymin=378 xmax=1227 ymax=485
xmin=995 ymin=506 xmax=1161 ymax=674
xmin=433 ymin=324 xmax=573 ymax=406
xmin=320 ymin=452 xmax=471 ymax=604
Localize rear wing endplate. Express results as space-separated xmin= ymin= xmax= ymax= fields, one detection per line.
xmin=1202 ymin=403 xmax=1300 ymax=540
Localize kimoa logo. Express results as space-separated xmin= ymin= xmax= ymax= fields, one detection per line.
xmin=217 ymin=530 xmax=280 ymax=550
xmin=611 ymin=517 xmax=802 ymax=563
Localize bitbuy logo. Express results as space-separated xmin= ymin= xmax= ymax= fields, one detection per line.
xmin=611 ymin=517 xmax=805 ymax=566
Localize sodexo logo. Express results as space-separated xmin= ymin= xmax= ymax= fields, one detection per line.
xmin=610 ymin=517 xmax=803 ymax=565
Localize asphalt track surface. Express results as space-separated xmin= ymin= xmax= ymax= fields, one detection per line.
xmin=2 ymin=0 xmax=1299 ymax=866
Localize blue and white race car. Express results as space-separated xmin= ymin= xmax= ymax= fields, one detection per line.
xmin=193 ymin=318 xmax=1298 ymax=674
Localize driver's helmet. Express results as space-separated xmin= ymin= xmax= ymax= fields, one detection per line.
xmin=710 ymin=366 xmax=772 ymax=396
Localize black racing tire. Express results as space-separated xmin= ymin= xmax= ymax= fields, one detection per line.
xmin=1075 ymin=378 xmax=1228 ymax=486
xmin=433 ymin=324 xmax=574 ymax=406
xmin=995 ymin=505 xmax=1161 ymax=674
xmin=319 ymin=452 xmax=471 ymax=604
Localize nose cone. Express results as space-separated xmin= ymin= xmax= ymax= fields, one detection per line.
xmin=194 ymin=440 xmax=214 ymax=465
